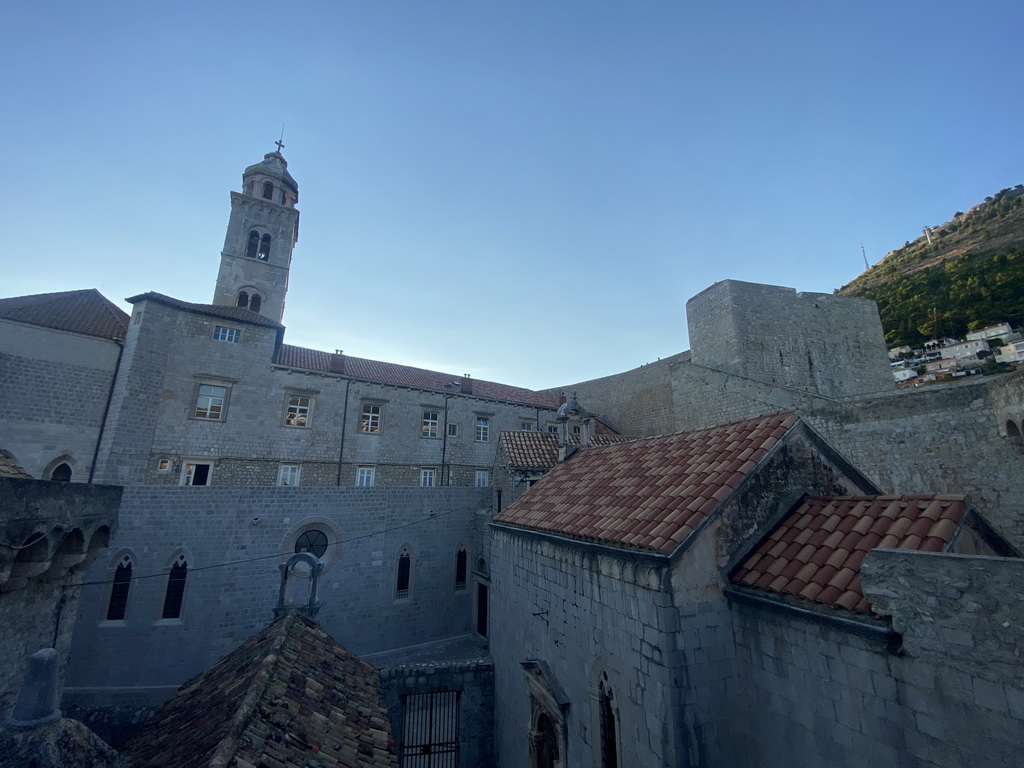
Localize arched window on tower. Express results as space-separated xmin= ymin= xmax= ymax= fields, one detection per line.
xmin=258 ymin=233 xmax=271 ymax=260
xmin=262 ymin=182 xmax=274 ymax=200
xmin=246 ymin=230 xmax=260 ymax=258
xmin=249 ymin=294 xmax=262 ymax=313
xmin=50 ymin=463 xmax=72 ymax=482
xmin=106 ymin=554 xmax=133 ymax=621
xmin=236 ymin=291 xmax=249 ymax=309
xmin=162 ymin=554 xmax=188 ymax=619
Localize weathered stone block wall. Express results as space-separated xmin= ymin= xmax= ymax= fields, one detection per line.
xmin=728 ymin=548 xmax=1024 ymax=768
xmin=489 ymin=528 xmax=679 ymax=768
xmin=540 ymin=353 xmax=685 ymax=437
xmin=380 ymin=659 xmax=494 ymax=768
xmin=0 ymin=319 xmax=120 ymax=480
xmin=65 ymin=486 xmax=488 ymax=709
xmin=0 ymin=478 xmax=120 ymax=717
xmin=686 ymin=281 xmax=894 ymax=398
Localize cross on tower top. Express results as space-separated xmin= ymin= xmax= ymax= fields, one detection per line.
xmin=274 ymin=139 xmax=285 ymax=153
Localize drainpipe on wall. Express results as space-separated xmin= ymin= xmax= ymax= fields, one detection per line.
xmin=334 ymin=379 xmax=351 ymax=486
xmin=88 ymin=339 xmax=124 ymax=484
xmin=440 ymin=395 xmax=453 ymax=485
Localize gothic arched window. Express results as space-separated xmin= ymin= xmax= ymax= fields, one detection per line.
xmin=236 ymin=291 xmax=249 ymax=309
xmin=106 ymin=554 xmax=133 ymax=621
xmin=454 ymin=546 xmax=467 ymax=591
xmin=1007 ymin=419 xmax=1021 ymax=437
xmin=258 ymin=233 xmax=271 ymax=260
xmin=51 ymin=463 xmax=72 ymax=482
xmin=162 ymin=554 xmax=188 ymax=619
xmin=246 ymin=230 xmax=260 ymax=258
xmin=262 ymin=182 xmax=274 ymax=200
xmin=395 ymin=546 xmax=412 ymax=599
xmin=249 ymin=294 xmax=262 ymax=313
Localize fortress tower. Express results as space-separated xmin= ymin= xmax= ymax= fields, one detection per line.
xmin=212 ymin=149 xmax=300 ymax=323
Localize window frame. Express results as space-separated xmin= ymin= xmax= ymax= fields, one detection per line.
xmin=356 ymin=465 xmax=376 ymax=487
xmin=181 ymin=460 xmax=213 ymax=486
xmin=360 ymin=403 xmax=383 ymax=434
xmin=192 ymin=381 xmax=230 ymax=422
xmin=395 ymin=545 xmax=413 ymax=600
xmin=278 ymin=463 xmax=301 ymax=486
xmin=420 ymin=467 xmax=437 ymax=487
xmin=421 ymin=411 xmax=439 ymax=438
xmin=212 ymin=325 xmax=241 ymax=343
xmin=284 ymin=394 xmax=313 ymax=428
xmin=447 ymin=423 xmax=459 ymax=437
xmin=475 ymin=416 xmax=489 ymax=443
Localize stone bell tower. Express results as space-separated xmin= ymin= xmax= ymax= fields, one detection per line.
xmin=212 ymin=147 xmax=300 ymax=323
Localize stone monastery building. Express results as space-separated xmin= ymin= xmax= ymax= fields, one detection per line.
xmin=2 ymin=149 xmax=1024 ymax=767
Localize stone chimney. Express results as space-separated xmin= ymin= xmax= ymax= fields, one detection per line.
xmin=329 ymin=350 xmax=345 ymax=374
xmin=461 ymin=374 xmax=473 ymax=395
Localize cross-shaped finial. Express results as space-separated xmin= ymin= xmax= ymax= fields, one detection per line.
xmin=275 ymin=139 xmax=285 ymax=153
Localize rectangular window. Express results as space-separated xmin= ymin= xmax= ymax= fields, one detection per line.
xmin=356 ymin=465 xmax=375 ymax=487
xmin=181 ymin=462 xmax=212 ymax=486
xmin=420 ymin=468 xmax=437 ymax=487
xmin=212 ymin=325 xmax=240 ymax=343
xmin=285 ymin=395 xmax=311 ymax=427
xmin=194 ymin=384 xmax=227 ymax=420
xmin=361 ymin=404 xmax=381 ymax=433
xmin=475 ymin=470 xmax=489 ymax=487
xmin=156 ymin=458 xmax=171 ymax=472
xmin=447 ymin=423 xmax=459 ymax=437
xmin=278 ymin=463 xmax=300 ymax=486
xmin=548 ymin=424 xmax=559 ymax=433
xmin=520 ymin=421 xmax=535 ymax=431
xmin=422 ymin=411 xmax=439 ymax=438
xmin=475 ymin=417 xmax=489 ymax=442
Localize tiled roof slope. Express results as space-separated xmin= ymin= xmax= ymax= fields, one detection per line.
xmin=0 ymin=289 xmax=129 ymax=340
xmin=0 ymin=450 xmax=30 ymax=478
xmin=127 ymin=292 xmax=282 ymax=328
xmin=499 ymin=431 xmax=635 ymax=469
xmin=276 ymin=344 xmax=559 ymax=408
xmin=731 ymin=495 xmax=968 ymax=615
xmin=123 ymin=611 xmax=397 ymax=768
xmin=494 ymin=412 xmax=799 ymax=554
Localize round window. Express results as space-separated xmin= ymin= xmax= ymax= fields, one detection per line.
xmin=294 ymin=529 xmax=329 ymax=558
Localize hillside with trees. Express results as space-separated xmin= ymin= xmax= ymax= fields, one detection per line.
xmin=838 ymin=185 xmax=1024 ymax=347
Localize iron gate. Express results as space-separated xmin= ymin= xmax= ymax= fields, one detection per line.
xmin=401 ymin=690 xmax=460 ymax=767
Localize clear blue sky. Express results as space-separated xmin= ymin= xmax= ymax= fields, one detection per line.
xmin=5 ymin=2 xmax=1022 ymax=390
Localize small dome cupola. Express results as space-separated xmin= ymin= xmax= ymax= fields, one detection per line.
xmin=242 ymin=150 xmax=299 ymax=208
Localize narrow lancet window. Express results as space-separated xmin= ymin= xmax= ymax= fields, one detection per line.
xmin=236 ymin=291 xmax=249 ymax=308
xmin=262 ymin=182 xmax=274 ymax=200
xmin=249 ymin=294 xmax=262 ymax=313
xmin=50 ymin=463 xmax=72 ymax=482
xmin=396 ymin=546 xmax=412 ymax=599
xmin=455 ymin=547 xmax=467 ymax=591
xmin=106 ymin=556 xmax=132 ymax=620
xmin=258 ymin=233 xmax=271 ymax=260
xmin=162 ymin=555 xmax=188 ymax=619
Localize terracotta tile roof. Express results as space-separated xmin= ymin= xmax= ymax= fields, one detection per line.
xmin=731 ymin=495 xmax=968 ymax=615
xmin=0 ymin=289 xmax=129 ymax=340
xmin=494 ymin=412 xmax=799 ymax=554
xmin=126 ymin=292 xmax=282 ymax=328
xmin=0 ymin=450 xmax=30 ymax=479
xmin=275 ymin=344 xmax=559 ymax=408
xmin=498 ymin=431 xmax=635 ymax=470
xmin=123 ymin=611 xmax=397 ymax=768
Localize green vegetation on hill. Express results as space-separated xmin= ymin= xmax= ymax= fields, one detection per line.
xmin=839 ymin=186 xmax=1024 ymax=347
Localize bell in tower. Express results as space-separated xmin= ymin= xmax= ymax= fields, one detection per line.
xmin=212 ymin=147 xmax=300 ymax=323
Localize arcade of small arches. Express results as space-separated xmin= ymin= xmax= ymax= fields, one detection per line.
xmin=243 ymin=180 xmax=293 ymax=208
xmin=236 ymin=290 xmax=262 ymax=312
